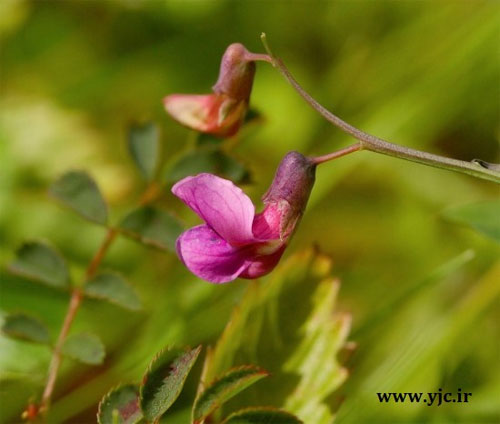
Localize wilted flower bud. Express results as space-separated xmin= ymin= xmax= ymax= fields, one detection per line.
xmin=172 ymin=151 xmax=316 ymax=283
xmin=164 ymin=43 xmax=265 ymax=138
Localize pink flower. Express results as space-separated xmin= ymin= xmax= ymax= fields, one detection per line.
xmin=164 ymin=43 xmax=270 ymax=138
xmin=172 ymin=152 xmax=316 ymax=283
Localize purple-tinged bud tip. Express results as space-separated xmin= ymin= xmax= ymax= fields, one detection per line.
xmin=212 ymin=43 xmax=257 ymax=102
xmin=262 ymin=151 xmax=316 ymax=239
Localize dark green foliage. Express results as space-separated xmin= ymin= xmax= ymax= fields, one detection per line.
xmin=200 ymin=249 xmax=350 ymax=423
xmin=8 ymin=241 xmax=70 ymax=289
xmin=49 ymin=171 xmax=108 ymax=225
xmin=166 ymin=150 xmax=249 ymax=184
xmin=1 ymin=313 xmax=50 ymax=344
xmin=119 ymin=206 xmax=183 ymax=252
xmin=97 ymin=384 xmax=143 ymax=424
xmin=84 ymin=272 xmax=142 ymax=311
xmin=193 ymin=366 xmax=269 ymax=423
xmin=128 ymin=122 xmax=160 ymax=180
xmin=140 ymin=345 xmax=201 ymax=421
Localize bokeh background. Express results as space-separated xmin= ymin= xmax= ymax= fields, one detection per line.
xmin=1 ymin=1 xmax=499 ymax=423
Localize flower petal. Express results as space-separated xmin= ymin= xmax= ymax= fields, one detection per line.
xmin=176 ymin=225 xmax=251 ymax=283
xmin=239 ymin=245 xmax=286 ymax=279
xmin=252 ymin=203 xmax=283 ymax=240
xmin=163 ymin=93 xmax=245 ymax=137
xmin=172 ymin=174 xmax=256 ymax=245
xmin=164 ymin=94 xmax=217 ymax=133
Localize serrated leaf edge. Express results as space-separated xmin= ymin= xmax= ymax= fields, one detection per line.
xmin=97 ymin=383 xmax=142 ymax=424
xmin=221 ymin=406 xmax=304 ymax=424
xmin=139 ymin=345 xmax=202 ymax=420
xmin=193 ymin=365 xmax=269 ymax=423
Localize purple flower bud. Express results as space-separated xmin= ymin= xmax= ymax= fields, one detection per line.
xmin=212 ymin=43 xmax=256 ymax=102
xmin=262 ymin=151 xmax=316 ymax=238
xmin=172 ymin=151 xmax=316 ymax=283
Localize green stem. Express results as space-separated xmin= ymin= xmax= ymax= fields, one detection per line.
xmin=260 ymin=33 xmax=500 ymax=184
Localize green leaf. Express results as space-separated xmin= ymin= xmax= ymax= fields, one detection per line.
xmin=62 ymin=333 xmax=105 ymax=365
xmin=222 ymin=408 xmax=303 ymax=424
xmin=1 ymin=313 xmax=50 ymax=344
xmin=8 ymin=241 xmax=70 ymax=288
xmin=443 ymin=200 xmax=500 ymax=242
xmin=165 ymin=150 xmax=249 ymax=184
xmin=84 ymin=273 xmax=142 ymax=311
xmin=119 ymin=206 xmax=183 ymax=252
xmin=98 ymin=384 xmax=143 ymax=424
xmin=49 ymin=170 xmax=108 ymax=225
xmin=140 ymin=345 xmax=201 ymax=422
xmin=128 ymin=122 xmax=160 ymax=180
xmin=200 ymin=249 xmax=350 ymax=424
xmin=193 ymin=366 xmax=269 ymax=424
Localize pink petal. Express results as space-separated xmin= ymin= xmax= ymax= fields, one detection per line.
xmin=163 ymin=93 xmax=245 ymax=137
xmin=252 ymin=203 xmax=283 ymax=240
xmin=239 ymin=245 xmax=286 ymax=279
xmin=172 ymin=174 xmax=256 ymax=246
xmin=164 ymin=94 xmax=216 ymax=133
xmin=176 ymin=224 xmax=251 ymax=283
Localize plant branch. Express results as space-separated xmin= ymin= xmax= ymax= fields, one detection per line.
xmin=260 ymin=33 xmax=500 ymax=184
xmin=37 ymin=178 xmax=161 ymax=418
xmin=40 ymin=227 xmax=117 ymax=415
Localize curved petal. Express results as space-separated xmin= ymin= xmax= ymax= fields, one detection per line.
xmin=163 ymin=94 xmax=245 ymax=137
xmin=239 ymin=245 xmax=286 ymax=279
xmin=252 ymin=203 xmax=283 ymax=241
xmin=164 ymin=94 xmax=217 ymax=133
xmin=176 ymin=225 xmax=251 ymax=283
xmin=172 ymin=174 xmax=256 ymax=245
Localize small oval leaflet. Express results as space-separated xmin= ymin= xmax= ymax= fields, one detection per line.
xmin=128 ymin=122 xmax=160 ymax=180
xmin=140 ymin=345 xmax=201 ymax=422
xmin=62 ymin=333 xmax=105 ymax=365
xmin=193 ymin=365 xmax=269 ymax=424
xmin=98 ymin=384 xmax=143 ymax=424
xmin=49 ymin=170 xmax=108 ymax=225
xmin=1 ymin=313 xmax=51 ymax=345
xmin=119 ymin=206 xmax=183 ymax=252
xmin=8 ymin=241 xmax=70 ymax=289
xmin=84 ymin=273 xmax=142 ymax=311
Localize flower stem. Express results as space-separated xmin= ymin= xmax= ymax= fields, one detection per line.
xmin=260 ymin=33 xmax=500 ymax=184
xmin=310 ymin=143 xmax=362 ymax=165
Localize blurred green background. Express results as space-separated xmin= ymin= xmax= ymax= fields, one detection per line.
xmin=1 ymin=1 xmax=499 ymax=423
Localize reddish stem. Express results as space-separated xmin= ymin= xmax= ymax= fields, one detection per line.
xmin=39 ymin=228 xmax=117 ymax=416
xmin=310 ymin=143 xmax=362 ymax=165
